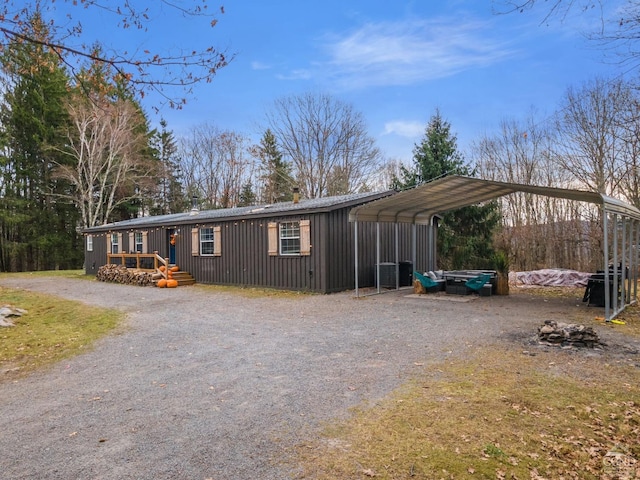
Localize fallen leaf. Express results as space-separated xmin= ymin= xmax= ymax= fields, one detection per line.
xmin=362 ymin=468 xmax=376 ymax=477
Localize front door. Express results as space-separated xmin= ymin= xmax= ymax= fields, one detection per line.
xmin=168 ymin=229 xmax=176 ymax=265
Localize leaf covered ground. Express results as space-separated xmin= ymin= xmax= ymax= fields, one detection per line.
xmin=295 ymin=288 xmax=640 ymax=479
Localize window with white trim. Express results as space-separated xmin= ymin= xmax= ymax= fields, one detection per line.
xmin=86 ymin=235 xmax=93 ymax=252
xmin=110 ymin=233 xmax=119 ymax=254
xmin=279 ymin=221 xmax=300 ymax=255
xmin=200 ymin=227 xmax=214 ymax=255
xmin=134 ymin=232 xmax=143 ymax=253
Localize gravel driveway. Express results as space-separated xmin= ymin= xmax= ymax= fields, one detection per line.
xmin=0 ymin=277 xmax=635 ymax=479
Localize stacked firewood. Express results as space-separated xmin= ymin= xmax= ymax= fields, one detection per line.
xmin=538 ymin=320 xmax=601 ymax=348
xmin=96 ymin=264 xmax=154 ymax=286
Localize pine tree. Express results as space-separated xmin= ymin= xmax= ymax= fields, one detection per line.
xmin=254 ymin=129 xmax=295 ymax=203
xmin=393 ymin=110 xmax=499 ymax=269
xmin=150 ymin=119 xmax=188 ymax=214
xmin=0 ymin=11 xmax=82 ymax=271
xmin=238 ymin=181 xmax=257 ymax=207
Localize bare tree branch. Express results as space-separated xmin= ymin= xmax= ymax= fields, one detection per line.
xmin=0 ymin=1 xmax=232 ymax=108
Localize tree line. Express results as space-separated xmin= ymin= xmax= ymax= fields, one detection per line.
xmin=3 ymin=2 xmax=640 ymax=274
xmin=0 ymin=11 xmax=386 ymax=271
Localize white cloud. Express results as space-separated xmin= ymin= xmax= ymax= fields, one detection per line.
xmin=251 ymin=61 xmax=271 ymax=70
xmin=276 ymin=68 xmax=313 ymax=81
xmin=383 ymin=120 xmax=424 ymax=138
xmin=319 ymin=17 xmax=517 ymax=89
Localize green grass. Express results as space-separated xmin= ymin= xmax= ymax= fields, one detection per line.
xmin=1 ymin=269 xmax=92 ymax=280
xmin=0 ymin=286 xmax=122 ymax=379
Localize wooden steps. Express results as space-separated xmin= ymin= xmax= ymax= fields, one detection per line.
xmin=168 ymin=270 xmax=196 ymax=286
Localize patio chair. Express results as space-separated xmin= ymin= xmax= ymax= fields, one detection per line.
xmin=413 ymin=271 xmax=440 ymax=290
xmin=465 ymin=273 xmax=491 ymax=292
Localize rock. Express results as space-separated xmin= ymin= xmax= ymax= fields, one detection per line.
xmin=537 ymin=321 xmax=601 ymax=348
xmin=0 ymin=304 xmax=27 ymax=327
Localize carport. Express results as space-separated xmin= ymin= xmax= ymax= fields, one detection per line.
xmin=349 ymin=175 xmax=640 ymax=321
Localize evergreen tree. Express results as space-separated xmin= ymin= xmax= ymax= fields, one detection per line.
xmin=238 ymin=181 xmax=257 ymax=207
xmin=149 ymin=119 xmax=188 ymax=214
xmin=0 ymin=11 xmax=82 ymax=271
xmin=253 ymin=129 xmax=295 ymax=203
xmin=393 ymin=110 xmax=499 ymax=269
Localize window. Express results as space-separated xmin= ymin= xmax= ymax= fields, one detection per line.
xmin=279 ymin=222 xmax=300 ymax=255
xmin=86 ymin=235 xmax=93 ymax=252
xmin=200 ymin=227 xmax=214 ymax=255
xmin=110 ymin=233 xmax=119 ymax=254
xmin=192 ymin=226 xmax=221 ymax=256
xmin=268 ymin=220 xmax=310 ymax=256
xmin=134 ymin=232 xmax=143 ymax=253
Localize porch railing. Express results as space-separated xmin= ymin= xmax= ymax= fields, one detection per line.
xmin=106 ymin=251 xmax=169 ymax=279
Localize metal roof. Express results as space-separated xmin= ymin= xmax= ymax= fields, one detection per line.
xmin=84 ymin=190 xmax=393 ymax=232
xmin=349 ymin=175 xmax=640 ymax=224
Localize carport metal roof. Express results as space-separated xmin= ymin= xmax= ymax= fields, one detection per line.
xmin=348 ymin=175 xmax=640 ymax=322
xmin=349 ymin=175 xmax=640 ymax=224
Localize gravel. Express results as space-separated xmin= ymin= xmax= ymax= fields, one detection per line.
xmin=0 ymin=277 xmax=637 ymax=479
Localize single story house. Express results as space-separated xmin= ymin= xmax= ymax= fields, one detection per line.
xmin=83 ymin=191 xmax=434 ymax=293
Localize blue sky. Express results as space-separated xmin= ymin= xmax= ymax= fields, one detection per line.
xmin=82 ymin=1 xmax=627 ymax=164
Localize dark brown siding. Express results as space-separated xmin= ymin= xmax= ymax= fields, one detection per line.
xmin=84 ymin=233 xmax=107 ymax=275
xmin=84 ymin=208 xmax=434 ymax=293
xmin=327 ymin=210 xmax=432 ymax=291
xmin=173 ymin=215 xmax=326 ymax=292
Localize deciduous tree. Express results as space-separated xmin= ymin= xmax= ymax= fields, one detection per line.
xmin=54 ymin=91 xmax=152 ymax=228
xmin=265 ymin=92 xmax=382 ymax=198
xmin=180 ymin=123 xmax=254 ymax=209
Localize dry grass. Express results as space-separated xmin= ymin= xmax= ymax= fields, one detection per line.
xmin=297 ymin=346 xmax=640 ymax=479
xmin=296 ymin=286 xmax=640 ymax=480
xmin=195 ymin=283 xmax=315 ymax=299
xmin=0 ymin=286 xmax=122 ymax=380
xmin=513 ymin=284 xmax=640 ymax=337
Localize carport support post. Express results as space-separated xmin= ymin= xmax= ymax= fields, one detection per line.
xmin=613 ymin=213 xmax=619 ymax=315
xmin=620 ymin=217 xmax=631 ymax=305
xmin=411 ymin=223 xmax=417 ymax=277
xmin=631 ymin=219 xmax=637 ymax=303
xmin=376 ymin=222 xmax=381 ymax=294
xmin=354 ymin=220 xmax=359 ymax=297
xmin=395 ymin=223 xmax=399 ymax=290
xmin=604 ymin=210 xmax=610 ymax=321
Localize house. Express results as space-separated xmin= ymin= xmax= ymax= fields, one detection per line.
xmin=83 ymin=191 xmax=434 ymax=293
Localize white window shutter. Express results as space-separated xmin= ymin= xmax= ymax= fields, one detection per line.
xmin=268 ymin=222 xmax=278 ymax=256
xmin=142 ymin=231 xmax=148 ymax=253
xmin=191 ymin=228 xmax=199 ymax=256
xmin=118 ymin=233 xmax=123 ymax=252
xmin=128 ymin=232 xmax=134 ymax=252
xmin=213 ymin=226 xmax=222 ymax=257
xmin=300 ymin=219 xmax=311 ymax=256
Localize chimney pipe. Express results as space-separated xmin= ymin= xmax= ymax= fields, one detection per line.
xmin=189 ymin=195 xmax=199 ymax=215
xmin=293 ymin=187 xmax=300 ymax=204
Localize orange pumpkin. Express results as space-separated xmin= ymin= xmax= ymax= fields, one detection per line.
xmin=158 ymin=265 xmax=166 ymax=272
xmin=157 ymin=279 xmax=167 ymax=288
xmin=170 ymin=265 xmax=180 ymax=272
xmin=167 ymin=271 xmax=173 ymax=279
xmin=166 ymin=279 xmax=178 ymax=288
